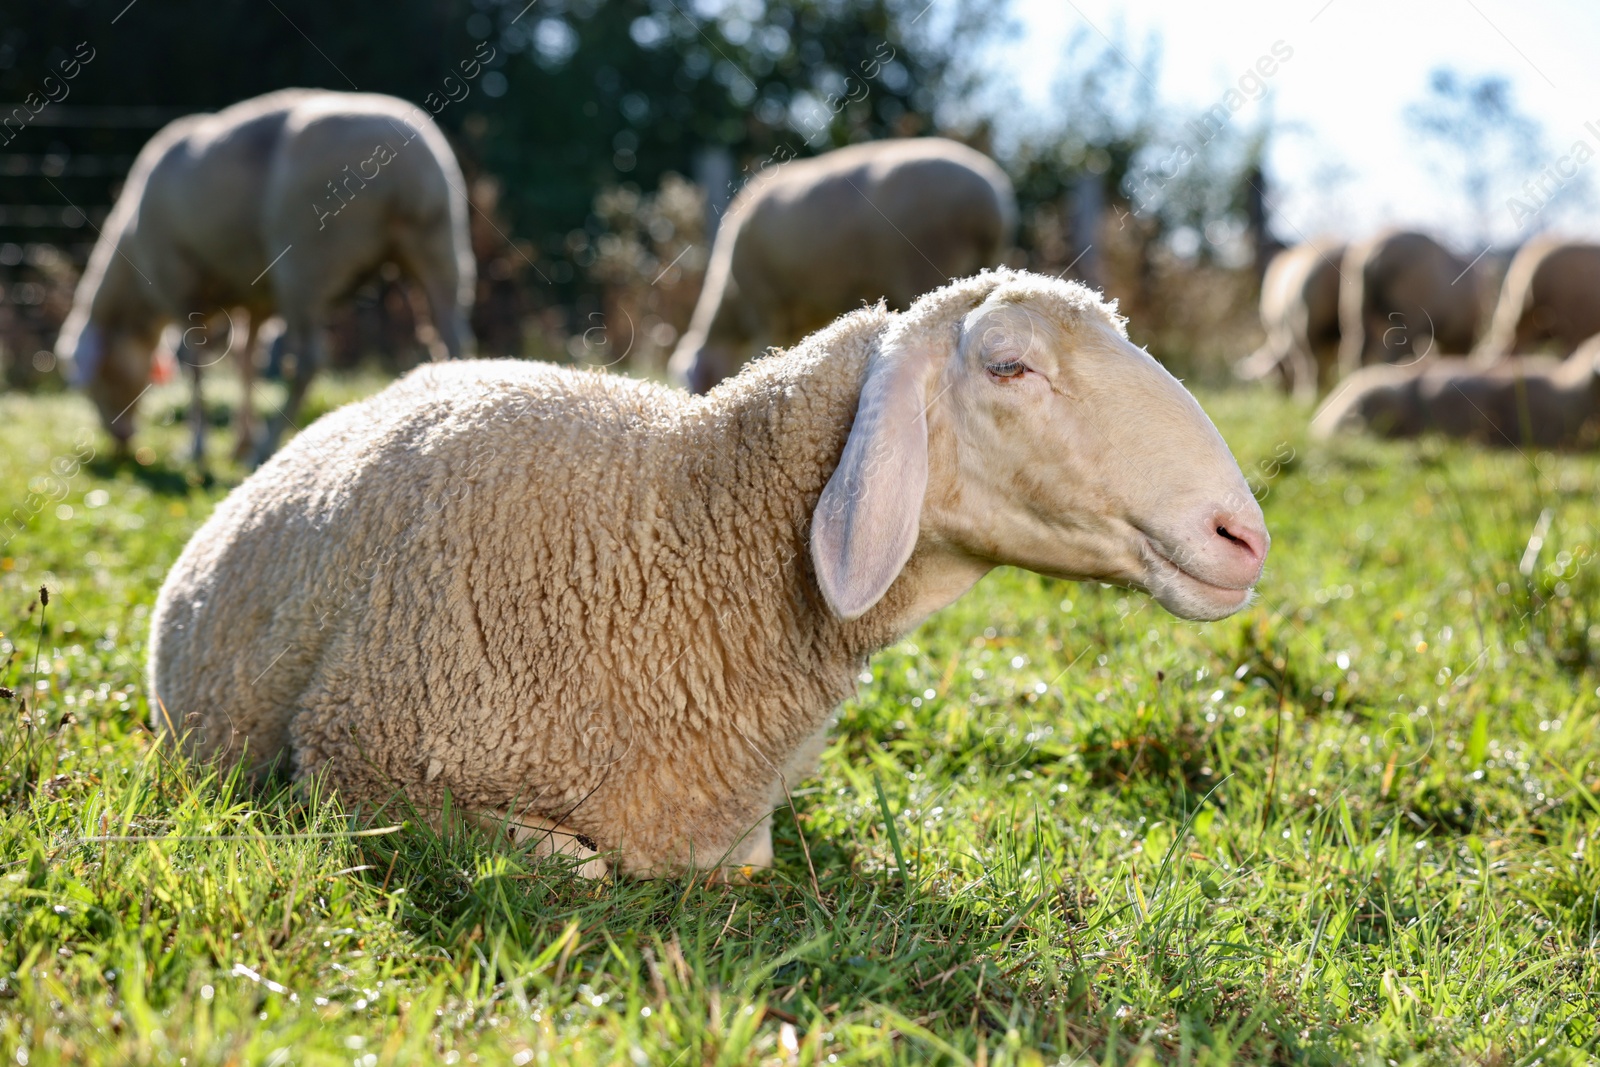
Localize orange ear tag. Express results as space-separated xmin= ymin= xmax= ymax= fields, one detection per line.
xmin=150 ymin=344 xmax=177 ymax=385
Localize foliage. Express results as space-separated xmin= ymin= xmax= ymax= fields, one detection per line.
xmin=1005 ymin=29 xmax=1268 ymax=271
xmin=587 ymin=173 xmax=707 ymax=374
xmin=998 ymin=31 xmax=1271 ymax=376
xmin=469 ymin=0 xmax=995 ymax=254
xmin=1005 ymin=28 xmax=1162 ymax=235
xmin=0 ymin=0 xmax=1004 ymax=264
xmin=1403 ymin=67 xmax=1565 ymax=241
xmin=4 ymin=379 xmax=1600 ymax=1063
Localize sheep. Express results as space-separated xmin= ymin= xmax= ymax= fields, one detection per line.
xmin=148 ymin=269 xmax=1268 ymax=878
xmin=667 ymin=138 xmax=1017 ymax=394
xmin=1337 ymin=230 xmax=1479 ymax=378
xmin=56 ymin=88 xmax=475 ymax=466
xmin=1234 ymin=240 xmax=1345 ymax=396
xmin=1311 ymin=335 xmax=1600 ymax=448
xmin=1474 ymin=236 xmax=1600 ymax=362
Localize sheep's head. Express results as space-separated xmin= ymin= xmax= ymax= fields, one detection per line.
xmin=812 ymin=271 xmax=1268 ymax=623
xmin=669 ymin=276 xmax=763 ymax=394
xmin=1309 ymin=367 xmax=1414 ymax=440
xmin=667 ymin=334 xmax=735 ymax=396
xmin=56 ymin=314 xmax=161 ymax=446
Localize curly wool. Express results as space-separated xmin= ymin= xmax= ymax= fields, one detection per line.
xmin=149 ymin=269 xmax=1127 ymax=874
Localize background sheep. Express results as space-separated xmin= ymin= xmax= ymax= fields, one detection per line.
xmin=1337 ymin=230 xmax=1479 ymax=378
xmin=55 ymin=88 xmax=475 ymax=464
xmin=1475 ymin=236 xmax=1600 ymax=362
xmin=1311 ymin=334 xmax=1600 ymax=447
xmin=149 ymin=269 xmax=1267 ymax=878
xmin=1234 ymin=240 xmax=1345 ymax=396
xmin=667 ymin=138 xmax=1017 ymax=393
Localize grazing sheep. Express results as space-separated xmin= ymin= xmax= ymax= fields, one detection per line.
xmin=668 ymin=138 xmax=1017 ymax=393
xmin=1337 ymin=230 xmax=1479 ymax=378
xmin=1475 ymin=236 xmax=1600 ymax=361
xmin=1235 ymin=240 xmax=1346 ymax=396
xmin=150 ymin=269 xmax=1268 ymax=878
xmin=56 ymin=88 xmax=475 ymax=465
xmin=1311 ymin=335 xmax=1600 ymax=447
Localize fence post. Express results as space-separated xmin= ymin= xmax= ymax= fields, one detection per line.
xmin=1069 ymin=171 xmax=1104 ymax=289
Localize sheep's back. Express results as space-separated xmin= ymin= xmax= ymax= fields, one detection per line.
xmin=131 ymin=101 xmax=305 ymax=301
xmin=1418 ymin=359 xmax=1590 ymax=447
xmin=738 ymin=142 xmax=1010 ymax=323
xmin=149 ymin=360 xmax=683 ymax=777
xmin=269 ymin=96 xmax=463 ymax=231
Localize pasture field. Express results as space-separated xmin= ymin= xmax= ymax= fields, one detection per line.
xmin=2 ymin=377 xmax=1600 ymax=1066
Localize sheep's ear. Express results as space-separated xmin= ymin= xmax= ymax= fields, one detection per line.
xmin=810 ymin=348 xmax=932 ymax=620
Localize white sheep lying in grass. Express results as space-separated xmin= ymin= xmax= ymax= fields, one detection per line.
xmin=1311 ymin=335 xmax=1600 ymax=447
xmin=668 ymin=138 xmax=1017 ymax=393
xmin=56 ymin=88 xmax=475 ymax=465
xmin=149 ymin=269 xmax=1268 ymax=878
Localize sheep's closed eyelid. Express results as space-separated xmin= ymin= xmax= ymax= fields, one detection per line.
xmin=985 ymin=359 xmax=1028 ymax=379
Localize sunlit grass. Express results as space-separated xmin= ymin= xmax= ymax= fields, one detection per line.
xmin=3 ymin=378 xmax=1599 ymax=1064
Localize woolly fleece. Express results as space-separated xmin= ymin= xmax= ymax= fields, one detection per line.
xmin=149 ymin=270 xmax=1131 ymax=875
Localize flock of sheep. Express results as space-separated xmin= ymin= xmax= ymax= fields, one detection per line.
xmin=148 ymin=269 xmax=1269 ymax=876
xmin=47 ymin=84 xmax=1583 ymax=877
xmin=1241 ymin=230 xmax=1600 ymax=447
xmin=53 ymin=90 xmax=1013 ymax=467
xmin=48 ymin=88 xmax=1275 ymax=876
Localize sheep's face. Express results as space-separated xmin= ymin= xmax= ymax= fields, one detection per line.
xmin=929 ymin=298 xmax=1268 ymax=622
xmin=669 ymin=338 xmax=740 ymax=395
xmin=1311 ymin=365 xmax=1427 ymax=441
xmin=60 ymin=319 xmax=156 ymax=444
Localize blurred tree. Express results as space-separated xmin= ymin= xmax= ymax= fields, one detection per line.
xmin=1005 ymin=28 xmax=1160 ymax=281
xmin=587 ymin=173 xmax=707 ymax=374
xmin=997 ymin=28 xmax=1270 ymax=375
xmin=1404 ymin=68 xmax=1554 ymax=241
xmin=469 ymin=0 xmax=1004 ymax=277
xmin=1004 ymin=31 xmax=1269 ymax=279
xmin=0 ymin=0 xmax=1003 ymax=364
xmin=0 ymin=0 xmax=1002 ymax=266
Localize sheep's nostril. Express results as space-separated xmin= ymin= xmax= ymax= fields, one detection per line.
xmin=1214 ymin=522 xmax=1266 ymax=563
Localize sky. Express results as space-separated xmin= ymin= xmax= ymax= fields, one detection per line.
xmin=984 ymin=0 xmax=1600 ymax=250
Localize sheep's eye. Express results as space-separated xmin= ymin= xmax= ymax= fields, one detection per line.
xmin=986 ymin=359 xmax=1026 ymax=380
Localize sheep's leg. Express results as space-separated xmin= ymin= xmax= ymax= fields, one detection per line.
xmin=231 ymin=314 xmax=261 ymax=462
xmin=704 ymin=718 xmax=829 ymax=883
xmin=394 ymin=225 xmax=473 ymax=360
xmin=417 ymin=277 xmax=471 ymax=361
xmin=1313 ymin=339 xmax=1341 ymax=395
xmin=181 ymin=338 xmax=206 ymax=466
xmin=494 ymin=812 xmax=609 ymax=878
xmin=688 ymin=819 xmax=775 ymax=886
xmin=1285 ymin=341 xmax=1319 ymax=402
xmin=253 ymin=322 xmax=322 ymax=466
xmin=731 ymin=815 xmax=774 ymax=869
xmin=263 ymin=329 xmax=287 ymax=381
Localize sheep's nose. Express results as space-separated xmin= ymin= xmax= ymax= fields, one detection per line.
xmin=1211 ymin=512 xmax=1268 ymax=584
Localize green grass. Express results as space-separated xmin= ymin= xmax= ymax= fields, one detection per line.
xmin=3 ymin=376 xmax=1600 ymax=1065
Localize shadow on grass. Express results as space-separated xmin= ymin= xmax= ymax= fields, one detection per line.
xmin=0 ymin=674 xmax=1332 ymax=1066
xmin=344 ymin=788 xmax=1021 ymax=1034
xmin=85 ymin=448 xmax=219 ymax=495
xmin=331 ymin=786 xmax=1312 ymax=1063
